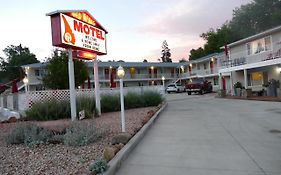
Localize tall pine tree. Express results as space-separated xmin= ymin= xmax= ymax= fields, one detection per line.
xmin=161 ymin=40 xmax=172 ymax=62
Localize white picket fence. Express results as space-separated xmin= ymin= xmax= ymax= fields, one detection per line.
xmin=0 ymin=86 xmax=164 ymax=112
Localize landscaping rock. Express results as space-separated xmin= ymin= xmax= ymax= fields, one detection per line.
xmin=7 ymin=116 xmax=17 ymax=123
xmin=111 ymin=132 xmax=131 ymax=145
xmin=147 ymin=110 xmax=155 ymax=118
xmin=157 ymin=103 xmax=162 ymax=109
xmin=142 ymin=116 xmax=150 ymax=125
xmin=103 ymin=146 xmax=116 ymax=162
xmin=112 ymin=143 xmax=124 ymax=154
xmin=0 ymin=106 xmax=157 ymax=175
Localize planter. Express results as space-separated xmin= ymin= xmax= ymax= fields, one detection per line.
xmin=242 ymin=89 xmax=252 ymax=98
xmin=277 ymin=88 xmax=281 ymax=99
xmin=246 ymin=89 xmax=252 ymax=98
xmin=267 ymin=85 xmax=277 ymax=97
xmin=234 ymin=88 xmax=241 ymax=96
xmin=218 ymin=89 xmax=226 ymax=97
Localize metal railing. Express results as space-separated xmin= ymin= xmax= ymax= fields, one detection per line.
xmin=218 ymin=41 xmax=281 ymax=69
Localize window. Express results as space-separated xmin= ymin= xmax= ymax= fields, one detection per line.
xmin=264 ymin=37 xmax=271 ymax=51
xmin=35 ymin=69 xmax=40 ymax=76
xmin=246 ymin=36 xmax=272 ymax=55
xmin=197 ymin=64 xmax=200 ymax=70
xmin=249 ymin=71 xmax=263 ymax=86
xmin=203 ymin=63 xmax=207 ymax=70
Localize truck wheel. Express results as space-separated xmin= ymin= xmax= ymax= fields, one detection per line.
xmin=188 ymin=92 xmax=191 ymax=95
xmin=199 ymin=90 xmax=203 ymax=95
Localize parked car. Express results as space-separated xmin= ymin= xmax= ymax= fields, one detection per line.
xmin=185 ymin=78 xmax=212 ymax=95
xmin=166 ymin=83 xmax=185 ymax=93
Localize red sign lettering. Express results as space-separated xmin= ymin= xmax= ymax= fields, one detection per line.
xmin=73 ymin=20 xmax=104 ymax=40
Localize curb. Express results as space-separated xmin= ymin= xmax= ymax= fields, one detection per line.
xmin=103 ymin=102 xmax=168 ymax=175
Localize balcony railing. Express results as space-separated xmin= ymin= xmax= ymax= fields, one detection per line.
xmin=219 ymin=45 xmax=281 ymax=69
xmin=94 ymin=68 xmax=219 ymax=81
xmin=179 ymin=68 xmax=218 ymax=78
xmin=95 ymin=73 xmax=180 ymax=81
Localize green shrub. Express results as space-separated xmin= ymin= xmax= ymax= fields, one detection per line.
xmin=233 ymin=81 xmax=243 ymax=89
xmin=89 ymin=159 xmax=109 ymax=174
xmin=124 ymin=92 xmax=144 ymax=109
xmin=100 ymin=91 xmax=163 ymax=113
xmin=143 ymin=91 xmax=163 ymax=107
xmin=25 ymin=91 xmax=163 ymax=120
xmin=25 ymin=99 xmax=70 ymax=121
xmin=26 ymin=97 xmax=97 ymax=121
xmin=63 ymin=122 xmax=104 ymax=146
xmin=76 ymin=96 xmax=96 ymax=118
xmin=101 ymin=94 xmax=120 ymax=112
xmin=6 ymin=124 xmax=26 ymax=144
xmin=6 ymin=124 xmax=54 ymax=147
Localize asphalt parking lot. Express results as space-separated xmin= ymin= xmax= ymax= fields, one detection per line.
xmin=116 ymin=93 xmax=281 ymax=175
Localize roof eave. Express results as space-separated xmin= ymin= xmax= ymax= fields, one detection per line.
xmin=222 ymin=25 xmax=281 ymax=48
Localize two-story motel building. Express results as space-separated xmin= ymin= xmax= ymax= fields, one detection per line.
xmin=219 ymin=25 xmax=281 ymax=95
xmin=22 ymin=53 xmax=221 ymax=92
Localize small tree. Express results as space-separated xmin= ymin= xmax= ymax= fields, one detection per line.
xmin=161 ymin=40 xmax=172 ymax=62
xmin=0 ymin=44 xmax=39 ymax=83
xmin=43 ymin=50 xmax=89 ymax=89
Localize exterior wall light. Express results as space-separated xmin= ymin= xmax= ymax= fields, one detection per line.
xmin=23 ymin=77 xmax=28 ymax=93
xmin=277 ymin=67 xmax=281 ymax=73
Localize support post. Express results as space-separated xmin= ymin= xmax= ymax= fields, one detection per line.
xmin=230 ymin=71 xmax=234 ymax=95
xmin=68 ymin=49 xmax=77 ymax=121
xmin=244 ymin=69 xmax=248 ymax=89
xmin=94 ymin=59 xmax=101 ymax=116
xmin=219 ymin=73 xmax=222 ymax=90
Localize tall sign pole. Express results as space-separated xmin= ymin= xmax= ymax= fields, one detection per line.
xmin=68 ymin=49 xmax=77 ymax=121
xmin=47 ymin=10 xmax=108 ymax=120
xmin=94 ymin=59 xmax=101 ymax=116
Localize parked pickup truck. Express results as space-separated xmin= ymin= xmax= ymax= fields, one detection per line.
xmin=185 ymin=79 xmax=213 ymax=95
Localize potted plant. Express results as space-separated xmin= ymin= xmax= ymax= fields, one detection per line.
xmin=264 ymin=79 xmax=280 ymax=96
xmin=233 ymin=81 xmax=243 ymax=96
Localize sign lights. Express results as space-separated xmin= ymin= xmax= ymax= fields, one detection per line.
xmin=68 ymin=12 xmax=96 ymax=26
xmin=73 ymin=50 xmax=97 ymax=60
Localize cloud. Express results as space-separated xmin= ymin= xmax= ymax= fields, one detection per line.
xmin=139 ymin=0 xmax=252 ymax=35
xmin=134 ymin=0 xmax=251 ymax=61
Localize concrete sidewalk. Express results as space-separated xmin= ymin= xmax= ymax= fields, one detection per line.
xmin=116 ymin=94 xmax=281 ymax=175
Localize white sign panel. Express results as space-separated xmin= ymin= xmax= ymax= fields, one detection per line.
xmin=60 ymin=14 xmax=106 ymax=54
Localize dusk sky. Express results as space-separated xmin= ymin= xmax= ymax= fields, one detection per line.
xmin=0 ymin=0 xmax=252 ymax=62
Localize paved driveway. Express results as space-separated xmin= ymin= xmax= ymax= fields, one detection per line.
xmin=116 ymin=93 xmax=281 ymax=175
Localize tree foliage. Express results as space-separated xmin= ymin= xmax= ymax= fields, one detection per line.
xmin=189 ymin=0 xmax=281 ymax=60
xmin=230 ymin=0 xmax=281 ymax=38
xmin=43 ymin=50 xmax=89 ymax=89
xmin=179 ymin=58 xmax=187 ymax=63
xmin=0 ymin=44 xmax=39 ymax=83
xmin=161 ymin=40 xmax=172 ymax=62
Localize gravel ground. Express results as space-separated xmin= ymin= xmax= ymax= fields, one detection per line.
xmin=0 ymin=107 xmax=158 ymax=175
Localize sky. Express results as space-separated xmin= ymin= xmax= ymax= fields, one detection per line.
xmin=0 ymin=0 xmax=252 ymax=62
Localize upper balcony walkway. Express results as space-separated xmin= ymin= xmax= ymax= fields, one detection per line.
xmin=218 ymin=46 xmax=281 ymax=72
